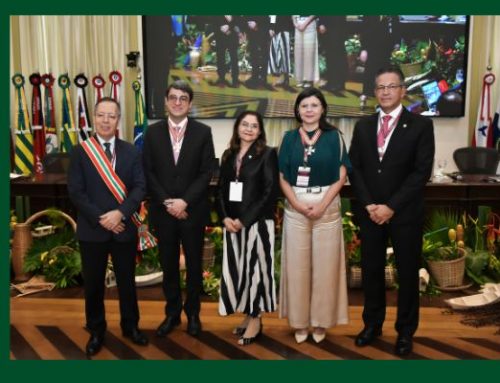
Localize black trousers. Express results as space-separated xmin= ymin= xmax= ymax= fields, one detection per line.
xmin=79 ymin=240 xmax=139 ymax=335
xmin=359 ymin=219 xmax=422 ymax=336
xmin=215 ymin=33 xmax=239 ymax=83
xmin=155 ymin=218 xmax=204 ymax=318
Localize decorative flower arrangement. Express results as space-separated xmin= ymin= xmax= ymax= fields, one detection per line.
xmin=344 ymin=34 xmax=361 ymax=55
xmin=342 ymin=211 xmax=361 ymax=267
xmin=391 ymin=39 xmax=431 ymax=65
xmin=23 ymin=217 xmax=81 ymax=288
xmin=423 ymin=208 xmax=500 ymax=285
xmin=202 ymin=270 xmax=220 ymax=298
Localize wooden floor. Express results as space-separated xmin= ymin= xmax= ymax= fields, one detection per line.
xmin=10 ymin=298 xmax=500 ymax=360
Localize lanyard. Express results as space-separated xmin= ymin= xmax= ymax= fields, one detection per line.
xmin=298 ymin=127 xmax=322 ymax=165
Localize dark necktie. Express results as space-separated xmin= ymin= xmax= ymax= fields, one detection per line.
xmin=104 ymin=142 xmax=112 ymax=162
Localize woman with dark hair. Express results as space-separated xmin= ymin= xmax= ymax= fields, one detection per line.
xmin=278 ymin=87 xmax=351 ymax=344
xmin=217 ymin=111 xmax=279 ymax=345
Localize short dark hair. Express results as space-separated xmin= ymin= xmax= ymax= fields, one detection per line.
xmin=293 ymin=87 xmax=334 ymax=131
xmin=165 ymin=80 xmax=194 ymax=101
xmin=374 ymin=66 xmax=406 ymax=86
xmin=222 ymin=111 xmax=267 ymax=163
xmin=94 ymin=96 xmax=121 ymax=115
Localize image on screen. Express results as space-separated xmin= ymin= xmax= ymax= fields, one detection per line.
xmin=421 ymin=81 xmax=442 ymax=111
xmin=143 ymin=15 xmax=469 ymax=119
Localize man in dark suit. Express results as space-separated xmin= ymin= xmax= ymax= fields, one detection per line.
xmin=317 ymin=16 xmax=349 ymax=92
xmin=349 ymin=66 xmax=434 ymax=356
xmin=143 ymin=80 xmax=215 ymax=337
xmin=213 ymin=15 xmax=241 ymax=87
xmin=243 ymin=16 xmax=272 ymax=89
xmin=67 ymin=97 xmax=149 ymax=357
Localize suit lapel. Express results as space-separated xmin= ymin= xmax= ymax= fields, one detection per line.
xmin=239 ymin=143 xmax=258 ymax=173
xmin=114 ymin=139 xmax=124 ymax=176
xmin=382 ymin=108 xmax=411 ymax=163
xmin=175 ymin=119 xmax=192 ymax=167
xmin=161 ymin=120 xmax=176 ymax=167
xmin=367 ymin=114 xmax=380 ymax=161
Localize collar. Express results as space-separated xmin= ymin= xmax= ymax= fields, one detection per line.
xmin=379 ymin=104 xmax=403 ymax=120
xmin=168 ymin=117 xmax=188 ymax=130
xmin=96 ymin=134 xmax=116 ymax=148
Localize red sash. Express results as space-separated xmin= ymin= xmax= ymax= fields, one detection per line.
xmin=81 ymin=137 xmax=157 ymax=250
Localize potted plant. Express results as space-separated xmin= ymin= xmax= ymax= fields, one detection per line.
xmin=390 ymin=39 xmax=431 ymax=78
xmin=342 ymin=211 xmax=396 ymax=288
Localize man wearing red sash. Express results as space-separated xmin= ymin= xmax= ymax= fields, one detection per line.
xmin=68 ymin=97 xmax=148 ymax=357
xmin=143 ymin=80 xmax=215 ymax=337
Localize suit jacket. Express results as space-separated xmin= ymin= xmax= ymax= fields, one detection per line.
xmin=143 ymin=118 xmax=215 ymax=226
xmin=349 ymin=107 xmax=435 ymax=225
xmin=67 ymin=138 xmax=146 ymax=242
xmin=216 ymin=145 xmax=279 ymax=227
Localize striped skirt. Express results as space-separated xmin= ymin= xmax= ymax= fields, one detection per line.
xmin=219 ymin=219 xmax=276 ymax=317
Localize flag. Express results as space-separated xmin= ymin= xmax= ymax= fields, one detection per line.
xmin=92 ymin=74 xmax=106 ymax=102
xmin=41 ymin=73 xmax=59 ymax=154
xmin=12 ymin=73 xmax=34 ymax=175
xmin=132 ymin=80 xmax=148 ymax=150
xmin=109 ymin=70 xmax=122 ymax=102
xmin=473 ymin=72 xmax=495 ymax=148
xmin=29 ymin=73 xmax=46 ymax=174
xmin=493 ymin=92 xmax=500 ymax=150
xmin=58 ymin=74 xmax=78 ymax=153
xmin=74 ymin=74 xmax=92 ymax=142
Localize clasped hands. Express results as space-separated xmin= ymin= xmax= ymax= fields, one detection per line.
xmin=99 ymin=209 xmax=125 ymax=234
xmin=223 ymin=217 xmax=243 ymax=233
xmin=164 ymin=198 xmax=188 ymax=220
xmin=295 ymin=201 xmax=326 ymax=220
xmin=366 ymin=204 xmax=394 ymax=225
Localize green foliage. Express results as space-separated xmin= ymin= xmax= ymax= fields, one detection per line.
xmin=344 ymin=34 xmax=361 ymax=55
xmin=391 ymin=39 xmax=430 ymax=65
xmin=424 ymin=208 xmax=461 ymax=245
xmin=135 ymin=247 xmax=161 ymax=276
xmin=23 ymin=227 xmax=81 ymax=288
xmin=342 ymin=209 xmax=361 ymax=266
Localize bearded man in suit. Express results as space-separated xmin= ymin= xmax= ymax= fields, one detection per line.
xmin=143 ymin=80 xmax=215 ymax=338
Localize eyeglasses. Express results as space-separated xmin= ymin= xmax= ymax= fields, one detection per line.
xmin=241 ymin=121 xmax=259 ymax=129
xmin=95 ymin=113 xmax=119 ymax=120
xmin=167 ymin=95 xmax=190 ymax=104
xmin=374 ymin=84 xmax=404 ymax=92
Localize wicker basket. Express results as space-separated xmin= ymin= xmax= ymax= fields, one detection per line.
xmin=400 ymin=62 xmax=423 ymax=78
xmin=348 ymin=266 xmax=397 ymax=288
xmin=202 ymin=238 xmax=215 ymax=269
xmin=427 ymin=255 xmax=466 ymax=288
xmin=11 ymin=209 xmax=76 ymax=282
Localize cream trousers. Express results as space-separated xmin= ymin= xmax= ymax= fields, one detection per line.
xmin=279 ymin=188 xmax=349 ymax=329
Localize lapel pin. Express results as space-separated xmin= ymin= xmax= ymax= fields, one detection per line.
xmin=248 ymin=155 xmax=252 ymax=159
xmin=402 ymin=124 xmax=407 ymax=128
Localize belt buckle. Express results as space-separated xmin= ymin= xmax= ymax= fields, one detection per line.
xmin=308 ymin=186 xmax=321 ymax=194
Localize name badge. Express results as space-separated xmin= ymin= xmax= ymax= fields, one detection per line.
xmin=296 ymin=166 xmax=311 ymax=187
xmin=229 ymin=181 xmax=243 ymax=202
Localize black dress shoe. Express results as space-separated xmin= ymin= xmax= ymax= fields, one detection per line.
xmin=187 ymin=315 xmax=202 ymax=337
xmin=86 ymin=333 xmax=104 ymax=356
xmin=354 ymin=326 xmax=382 ymax=347
xmin=123 ymin=328 xmax=149 ymax=346
xmin=395 ymin=335 xmax=413 ymax=356
xmin=156 ymin=316 xmax=181 ymax=337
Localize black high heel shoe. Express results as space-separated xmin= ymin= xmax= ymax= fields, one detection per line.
xmin=232 ymin=326 xmax=246 ymax=336
xmin=232 ymin=316 xmax=251 ymax=336
xmin=238 ymin=320 xmax=262 ymax=346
